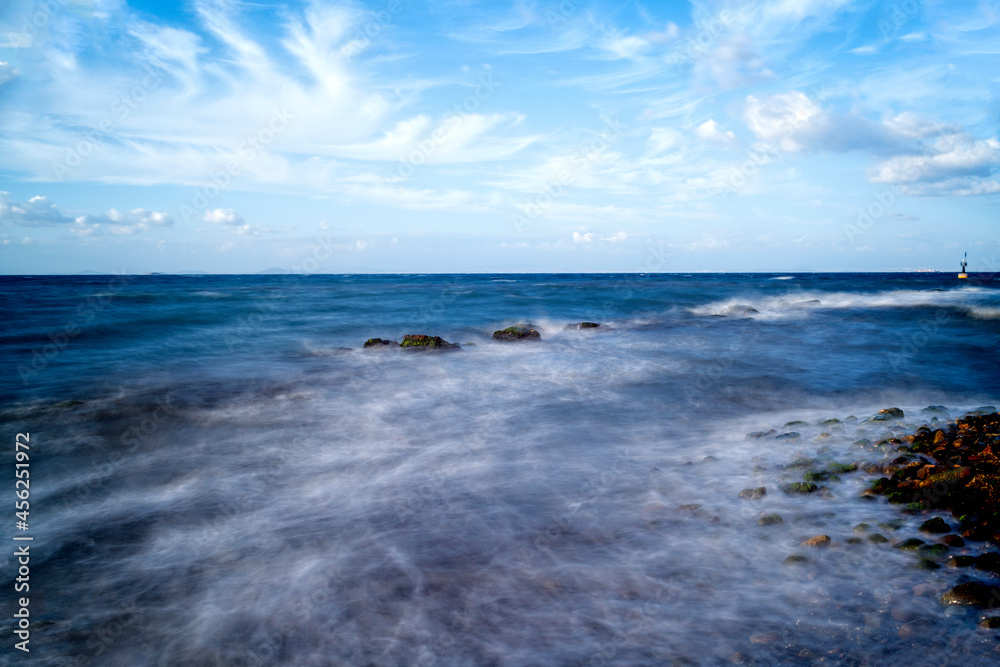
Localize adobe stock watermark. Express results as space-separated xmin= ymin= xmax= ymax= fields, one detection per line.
xmin=178 ymin=107 xmax=294 ymax=223
xmin=340 ymin=0 xmax=405 ymax=57
xmin=5 ymin=0 xmax=78 ymax=48
xmin=510 ymin=115 xmax=625 ymax=233
xmin=52 ymin=51 xmax=166 ymax=180
xmin=382 ymin=72 xmax=501 ymax=189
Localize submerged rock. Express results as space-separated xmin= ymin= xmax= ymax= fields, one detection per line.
xmin=867 ymin=407 xmax=905 ymax=422
xmin=941 ymin=581 xmax=1000 ymax=607
xmin=758 ymin=513 xmax=783 ymax=526
xmin=363 ymin=337 xmax=399 ymax=349
xmin=722 ymin=304 xmax=759 ymax=317
xmin=564 ymin=321 xmax=603 ymax=330
xmin=781 ymin=482 xmax=818 ymax=494
xmin=801 ymin=535 xmax=831 ymax=548
xmin=739 ymin=487 xmax=767 ymax=500
xmin=919 ymin=517 xmax=951 ymax=534
xmin=491 ymin=324 xmax=542 ymax=342
xmin=775 ymin=432 xmax=801 ymax=441
xmin=399 ymin=335 xmax=461 ymax=351
xmin=976 ymin=552 xmax=1000 ymax=576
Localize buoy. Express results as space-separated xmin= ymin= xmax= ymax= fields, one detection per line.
xmin=958 ymin=252 xmax=968 ymax=279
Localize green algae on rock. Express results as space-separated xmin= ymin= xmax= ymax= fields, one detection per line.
xmin=399 ymin=335 xmax=461 ymax=351
xmin=491 ymin=324 xmax=542 ymax=342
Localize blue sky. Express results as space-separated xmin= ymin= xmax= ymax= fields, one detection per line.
xmin=0 ymin=0 xmax=998 ymax=273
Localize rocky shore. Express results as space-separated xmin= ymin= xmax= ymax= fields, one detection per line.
xmin=741 ymin=407 xmax=1000 ymax=640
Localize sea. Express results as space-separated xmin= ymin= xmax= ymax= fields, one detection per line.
xmin=2 ymin=272 xmax=1000 ymax=666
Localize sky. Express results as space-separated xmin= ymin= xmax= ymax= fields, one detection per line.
xmin=0 ymin=0 xmax=998 ymax=274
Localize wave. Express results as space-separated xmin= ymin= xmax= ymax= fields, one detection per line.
xmin=691 ymin=286 xmax=1000 ymax=319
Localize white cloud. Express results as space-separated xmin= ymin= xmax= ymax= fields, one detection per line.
xmin=899 ymin=32 xmax=926 ymax=41
xmin=695 ymin=119 xmax=737 ymax=145
xmin=0 ymin=192 xmax=174 ymax=233
xmin=694 ymin=35 xmax=774 ymax=90
xmin=572 ymin=231 xmax=594 ymax=243
xmin=0 ymin=193 xmax=74 ymax=226
xmin=744 ymin=92 xmax=823 ymax=152
xmin=203 ymin=208 xmax=244 ymax=226
xmin=0 ymin=62 xmax=16 ymax=85
xmin=849 ymin=44 xmax=878 ymax=55
xmin=868 ymin=135 xmax=1000 ymax=195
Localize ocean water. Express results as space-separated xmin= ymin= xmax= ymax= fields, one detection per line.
xmin=2 ymin=272 xmax=1000 ymax=666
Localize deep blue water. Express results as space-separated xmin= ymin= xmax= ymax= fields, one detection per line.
xmin=2 ymin=273 xmax=1000 ymax=665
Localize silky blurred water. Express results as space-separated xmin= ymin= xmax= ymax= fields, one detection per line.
xmin=2 ymin=273 xmax=1000 ymax=665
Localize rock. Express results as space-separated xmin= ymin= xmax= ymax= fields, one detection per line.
xmin=399 ymin=335 xmax=461 ymax=351
xmin=363 ymin=337 xmax=399 ymax=349
xmin=781 ymin=482 xmax=818 ymax=494
xmin=801 ymin=535 xmax=831 ymax=548
xmin=564 ymin=322 xmax=602 ymax=330
xmin=914 ymin=558 xmax=941 ymax=570
xmin=491 ymin=325 xmax=541 ymax=342
xmin=978 ymin=617 xmax=1000 ymax=630
xmin=868 ymin=533 xmax=889 ymax=544
xmin=895 ymin=538 xmax=926 ymax=551
xmin=723 ymin=304 xmax=759 ymax=317
xmin=827 ymin=462 xmax=858 ymax=474
xmin=919 ymin=543 xmax=949 ymax=557
xmin=819 ymin=418 xmax=842 ymax=427
xmin=749 ymin=631 xmax=780 ymax=644
xmin=784 ymin=420 xmax=809 ymax=427
xmin=868 ymin=408 xmax=905 ymax=422
xmin=784 ymin=554 xmax=808 ymax=564
xmin=853 ymin=523 xmax=871 ymax=534
xmin=975 ymin=553 xmax=1000 ymax=576
xmin=776 ymin=432 xmax=800 ymax=441
xmin=922 ymin=405 xmax=949 ymax=416
xmin=758 ymin=513 xmax=783 ymax=526
xmin=947 ymin=556 xmax=977 ymax=568
xmin=941 ymin=534 xmax=966 ymax=548
xmin=941 ymin=581 xmax=1000 ymax=607
xmin=920 ymin=517 xmax=952 ymax=534
xmin=739 ymin=487 xmax=767 ymax=500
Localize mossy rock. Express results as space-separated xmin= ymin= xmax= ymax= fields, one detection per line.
xmin=758 ymin=513 xmax=783 ymax=526
xmin=870 ymin=478 xmax=892 ymax=494
xmin=786 ymin=457 xmax=814 ymax=469
xmin=564 ymin=321 xmax=602 ymax=330
xmin=895 ymin=538 xmax=926 ymax=551
xmin=399 ymin=335 xmax=460 ymax=351
xmin=853 ymin=523 xmax=871 ymax=534
xmin=827 ymin=462 xmax=858 ymax=474
xmin=784 ymin=554 xmax=809 ymax=564
xmin=919 ymin=543 xmax=949 ymax=558
xmin=491 ymin=325 xmax=542 ymax=342
xmin=781 ymin=482 xmax=818 ymax=495
xmin=784 ymin=420 xmax=809 ymax=427
xmin=776 ymin=432 xmax=801 ymax=441
xmin=941 ymin=581 xmax=1000 ymax=607
xmin=819 ymin=419 xmax=842 ymax=427
xmin=947 ymin=556 xmax=977 ymax=568
xmin=914 ymin=558 xmax=941 ymax=570
xmin=739 ymin=487 xmax=767 ymax=500
xmin=868 ymin=533 xmax=889 ymax=544
xmin=805 ymin=471 xmax=838 ymax=483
